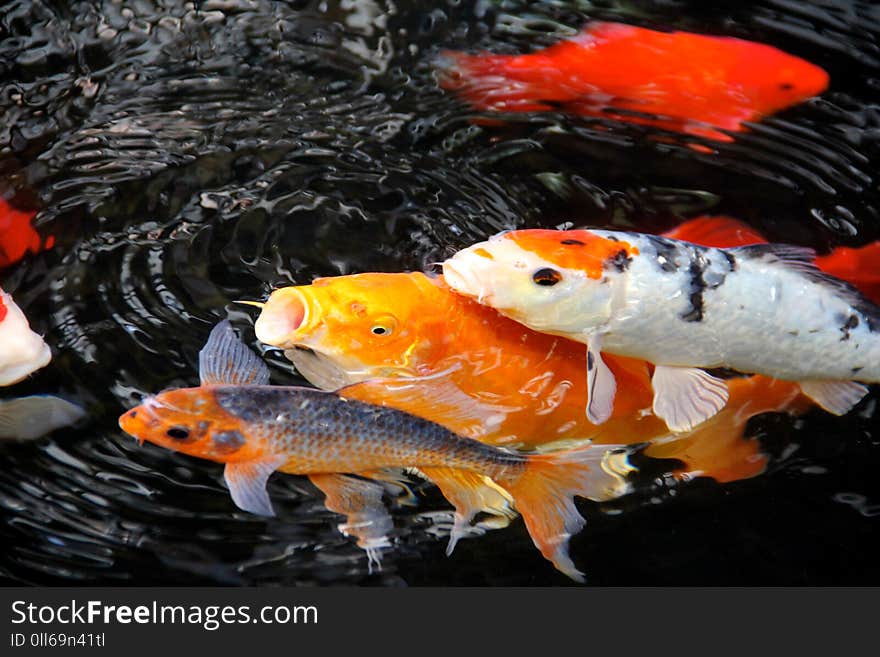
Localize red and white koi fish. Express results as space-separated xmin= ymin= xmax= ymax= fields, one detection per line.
xmin=0 ymin=288 xmax=51 ymax=386
xmin=119 ymin=321 xmax=630 ymax=581
xmin=438 ymin=21 xmax=829 ymax=141
xmin=443 ymin=228 xmax=880 ymax=431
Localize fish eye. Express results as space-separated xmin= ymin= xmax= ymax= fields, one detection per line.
xmin=166 ymin=426 xmax=191 ymax=440
xmin=532 ymin=268 xmax=562 ymax=286
xmin=370 ymin=315 xmax=397 ymax=337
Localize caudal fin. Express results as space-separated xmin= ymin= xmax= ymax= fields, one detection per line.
xmin=497 ymin=445 xmax=632 ymax=582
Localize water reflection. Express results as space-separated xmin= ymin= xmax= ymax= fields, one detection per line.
xmin=0 ymin=0 xmax=878 ymax=584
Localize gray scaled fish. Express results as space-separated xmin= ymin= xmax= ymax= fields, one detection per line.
xmin=118 ymin=320 xmax=631 ymax=581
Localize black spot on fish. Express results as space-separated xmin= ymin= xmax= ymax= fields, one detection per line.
xmin=787 ymin=330 xmax=800 ymax=337
xmin=587 ymin=352 xmax=594 ymax=371
xmin=779 ymin=82 xmax=794 ymax=90
xmin=606 ymin=249 xmax=633 ymax=273
xmin=213 ymin=430 xmax=246 ymax=454
xmin=723 ymin=251 xmax=737 ymax=272
xmin=645 ymin=235 xmax=680 ymax=273
xmin=839 ymin=314 xmax=859 ymax=341
xmin=681 ymin=252 xmax=707 ymax=323
xmin=852 ymin=366 xmax=863 ymax=374
xmin=605 ymin=235 xmax=620 ymax=242
xmin=129 ymin=411 xmax=137 ymax=418
xmin=561 ymin=239 xmax=585 ymax=246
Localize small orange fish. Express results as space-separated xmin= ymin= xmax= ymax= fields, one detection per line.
xmin=439 ymin=22 xmax=829 ymax=141
xmin=119 ymin=320 xmax=631 ymax=581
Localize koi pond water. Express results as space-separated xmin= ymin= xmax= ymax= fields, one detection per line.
xmin=1 ymin=0 xmax=879 ymax=585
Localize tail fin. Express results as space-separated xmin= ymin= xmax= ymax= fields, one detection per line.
xmin=815 ymin=242 xmax=880 ymax=304
xmin=497 ymin=445 xmax=631 ymax=582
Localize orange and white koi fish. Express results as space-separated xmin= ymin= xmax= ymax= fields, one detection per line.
xmin=119 ymin=320 xmax=630 ymax=581
xmin=0 ymin=288 xmax=51 ymax=386
xmin=438 ymin=21 xmax=829 ymax=141
xmin=443 ymin=227 xmax=880 ymax=432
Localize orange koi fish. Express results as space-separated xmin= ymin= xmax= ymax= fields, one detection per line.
xmin=119 ymin=320 xmax=631 ymax=581
xmin=439 ymin=22 xmax=829 ymax=141
xmin=443 ymin=225 xmax=880 ymax=432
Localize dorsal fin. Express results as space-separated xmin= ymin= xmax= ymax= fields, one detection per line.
xmin=732 ymin=243 xmax=817 ymax=268
xmin=199 ymin=320 xmax=271 ymax=386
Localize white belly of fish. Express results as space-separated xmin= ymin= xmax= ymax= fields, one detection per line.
xmin=596 ymin=234 xmax=880 ymax=383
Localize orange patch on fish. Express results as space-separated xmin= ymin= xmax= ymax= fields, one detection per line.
xmin=504 ymin=229 xmax=639 ymax=278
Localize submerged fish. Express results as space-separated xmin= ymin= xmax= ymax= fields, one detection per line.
xmin=0 ymin=288 xmax=51 ymax=386
xmin=0 ymin=198 xmax=50 ymax=269
xmin=438 ymin=21 xmax=829 ymax=141
xmin=443 ymin=228 xmax=880 ymax=432
xmin=119 ymin=320 xmax=630 ymax=581
xmin=0 ymin=395 xmax=85 ymax=440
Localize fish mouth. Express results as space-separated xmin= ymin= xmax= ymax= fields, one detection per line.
xmin=0 ymin=342 xmax=51 ymax=386
xmin=441 ymin=258 xmax=491 ymax=305
xmin=254 ymin=287 xmax=312 ymax=348
xmin=119 ymin=396 xmax=168 ymax=446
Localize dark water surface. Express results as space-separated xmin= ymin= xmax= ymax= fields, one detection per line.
xmin=1 ymin=0 xmax=879 ymax=585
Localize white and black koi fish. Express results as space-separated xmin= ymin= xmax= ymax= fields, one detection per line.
xmin=443 ymin=229 xmax=880 ymax=431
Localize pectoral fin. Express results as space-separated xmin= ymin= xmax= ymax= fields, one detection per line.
xmin=0 ymin=395 xmax=86 ymax=440
xmin=652 ymin=365 xmax=728 ymax=432
xmin=419 ymin=466 xmax=516 ymax=556
xmin=223 ymin=454 xmax=288 ymax=516
xmin=799 ymin=380 xmax=868 ymax=415
xmin=309 ymin=473 xmax=394 ymax=572
xmin=585 ymin=337 xmax=616 ymax=425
